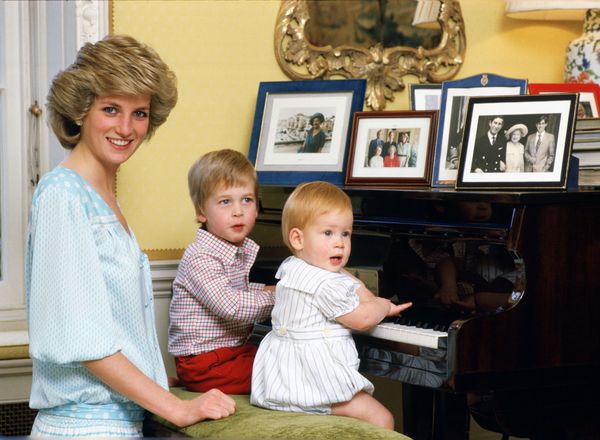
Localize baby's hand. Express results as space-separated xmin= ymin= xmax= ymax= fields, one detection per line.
xmin=387 ymin=300 xmax=412 ymax=317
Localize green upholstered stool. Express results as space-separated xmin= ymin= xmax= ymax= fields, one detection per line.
xmin=147 ymin=387 xmax=412 ymax=439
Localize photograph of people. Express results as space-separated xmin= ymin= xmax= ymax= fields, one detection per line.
xmin=384 ymin=144 xmax=400 ymax=167
xmin=445 ymin=96 xmax=468 ymax=170
xmin=504 ymin=123 xmax=527 ymax=173
xmin=298 ymin=112 xmax=327 ymax=153
xmin=369 ymin=145 xmax=384 ymax=168
xmin=524 ymin=115 xmax=556 ymax=172
xmin=367 ymin=129 xmax=385 ymax=166
xmin=471 ymin=115 xmax=506 ymax=173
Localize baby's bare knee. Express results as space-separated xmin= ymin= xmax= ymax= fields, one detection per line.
xmin=371 ymin=408 xmax=394 ymax=430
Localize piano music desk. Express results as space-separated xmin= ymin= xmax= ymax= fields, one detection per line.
xmin=144 ymin=387 xmax=412 ymax=439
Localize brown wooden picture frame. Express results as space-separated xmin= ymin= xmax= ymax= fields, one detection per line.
xmin=345 ymin=110 xmax=437 ymax=187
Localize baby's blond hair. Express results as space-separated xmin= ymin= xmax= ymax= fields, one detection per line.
xmin=281 ymin=181 xmax=352 ymax=252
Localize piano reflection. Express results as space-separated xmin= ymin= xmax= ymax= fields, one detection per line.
xmin=249 ymin=185 xmax=600 ymax=440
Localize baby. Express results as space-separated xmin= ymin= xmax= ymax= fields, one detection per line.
xmin=251 ymin=181 xmax=411 ymax=429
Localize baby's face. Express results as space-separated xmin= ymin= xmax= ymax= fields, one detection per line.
xmin=296 ymin=209 xmax=353 ymax=272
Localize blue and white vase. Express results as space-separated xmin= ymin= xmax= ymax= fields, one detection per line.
xmin=565 ymin=9 xmax=600 ymax=84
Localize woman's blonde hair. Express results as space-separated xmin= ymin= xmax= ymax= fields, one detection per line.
xmin=188 ymin=149 xmax=258 ymax=217
xmin=46 ymin=34 xmax=178 ymax=149
xmin=281 ymin=181 xmax=352 ymax=252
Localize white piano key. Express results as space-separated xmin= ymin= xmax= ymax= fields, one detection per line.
xmin=356 ymin=322 xmax=448 ymax=349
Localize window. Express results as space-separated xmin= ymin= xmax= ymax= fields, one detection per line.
xmin=0 ymin=1 xmax=28 ymax=321
xmin=0 ymin=1 xmax=107 ymax=321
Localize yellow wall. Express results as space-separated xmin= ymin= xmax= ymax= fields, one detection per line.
xmin=112 ymin=0 xmax=582 ymax=256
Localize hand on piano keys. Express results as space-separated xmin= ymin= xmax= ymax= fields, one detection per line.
xmin=387 ymin=300 xmax=413 ymax=317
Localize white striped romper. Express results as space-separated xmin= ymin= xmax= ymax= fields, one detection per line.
xmin=251 ymin=256 xmax=374 ymax=414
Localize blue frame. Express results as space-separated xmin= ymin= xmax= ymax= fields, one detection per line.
xmin=248 ymin=79 xmax=366 ymax=186
xmin=432 ymin=73 xmax=528 ymax=187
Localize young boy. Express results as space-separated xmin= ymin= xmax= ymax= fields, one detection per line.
xmin=168 ymin=149 xmax=275 ymax=394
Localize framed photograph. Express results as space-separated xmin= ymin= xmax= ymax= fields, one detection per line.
xmin=409 ymin=84 xmax=442 ymax=111
xmin=248 ymin=79 xmax=366 ymax=186
xmin=345 ymin=110 xmax=437 ymax=187
xmin=432 ymin=73 xmax=528 ymax=187
xmin=528 ymin=82 xmax=600 ymax=119
xmin=456 ymin=94 xmax=578 ymax=190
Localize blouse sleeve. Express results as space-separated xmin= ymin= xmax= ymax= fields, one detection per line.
xmin=313 ymin=276 xmax=360 ymax=321
xmin=27 ymin=185 xmax=121 ymax=364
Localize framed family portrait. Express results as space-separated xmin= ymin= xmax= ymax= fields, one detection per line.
xmin=528 ymin=82 xmax=600 ymax=119
xmin=409 ymin=83 xmax=442 ymax=111
xmin=248 ymin=79 xmax=366 ymax=186
xmin=456 ymin=94 xmax=578 ymax=190
xmin=345 ymin=111 xmax=437 ymax=187
xmin=432 ymin=73 xmax=528 ymax=187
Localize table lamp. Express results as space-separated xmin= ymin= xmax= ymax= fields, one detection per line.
xmin=505 ymin=0 xmax=600 ymax=83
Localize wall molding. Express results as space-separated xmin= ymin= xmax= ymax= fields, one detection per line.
xmin=75 ymin=0 xmax=108 ymax=47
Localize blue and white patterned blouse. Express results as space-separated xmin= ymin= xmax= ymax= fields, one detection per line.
xmin=26 ymin=166 xmax=167 ymax=422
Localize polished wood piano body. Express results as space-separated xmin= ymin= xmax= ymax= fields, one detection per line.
xmin=250 ymin=185 xmax=600 ymax=439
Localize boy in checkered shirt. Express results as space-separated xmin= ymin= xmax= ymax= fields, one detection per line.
xmin=168 ymin=149 xmax=275 ymax=394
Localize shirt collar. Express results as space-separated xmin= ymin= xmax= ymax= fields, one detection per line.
xmin=195 ymin=228 xmax=259 ymax=264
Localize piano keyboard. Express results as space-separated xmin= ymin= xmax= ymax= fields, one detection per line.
xmin=358 ymin=322 xmax=448 ymax=349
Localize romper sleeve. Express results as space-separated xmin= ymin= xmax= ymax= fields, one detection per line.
xmin=27 ymin=185 xmax=121 ymax=364
xmin=313 ymin=276 xmax=360 ymax=321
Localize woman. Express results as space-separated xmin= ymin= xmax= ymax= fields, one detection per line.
xmin=298 ymin=112 xmax=327 ymax=153
xmin=369 ymin=145 xmax=384 ymax=168
xmin=383 ymin=144 xmax=400 ymax=167
xmin=27 ymin=35 xmax=235 ymax=437
xmin=505 ymin=123 xmax=527 ymax=173
xmin=397 ymin=132 xmax=411 ymax=167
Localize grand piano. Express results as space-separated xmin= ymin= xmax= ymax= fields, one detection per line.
xmin=249 ymin=185 xmax=600 ymax=440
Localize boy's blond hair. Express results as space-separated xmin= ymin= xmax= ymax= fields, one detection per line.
xmin=188 ymin=149 xmax=258 ymax=216
xmin=281 ymin=181 xmax=352 ymax=252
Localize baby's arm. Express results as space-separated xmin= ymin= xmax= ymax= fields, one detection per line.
xmin=434 ymin=257 xmax=473 ymax=308
xmin=336 ymin=296 xmax=411 ymax=332
xmin=338 ymin=269 xmax=411 ymax=331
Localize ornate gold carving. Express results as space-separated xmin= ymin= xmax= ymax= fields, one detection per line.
xmin=274 ymin=0 xmax=466 ymax=110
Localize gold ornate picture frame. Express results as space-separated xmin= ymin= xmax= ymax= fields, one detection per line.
xmin=274 ymin=0 xmax=466 ymax=111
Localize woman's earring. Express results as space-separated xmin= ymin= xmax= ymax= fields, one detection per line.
xmin=75 ymin=120 xmax=82 ymax=126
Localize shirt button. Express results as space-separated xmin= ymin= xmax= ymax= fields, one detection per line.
xmin=277 ymin=326 xmax=287 ymax=336
xmin=323 ymin=328 xmax=331 ymax=336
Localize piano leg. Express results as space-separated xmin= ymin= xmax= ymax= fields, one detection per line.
xmin=402 ymin=384 xmax=470 ymax=440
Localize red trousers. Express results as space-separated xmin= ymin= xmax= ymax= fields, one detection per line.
xmin=174 ymin=343 xmax=257 ymax=395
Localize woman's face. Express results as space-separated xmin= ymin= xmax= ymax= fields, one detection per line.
xmin=78 ymin=94 xmax=150 ymax=170
xmin=388 ymin=145 xmax=396 ymax=156
xmin=510 ymin=130 xmax=521 ymax=142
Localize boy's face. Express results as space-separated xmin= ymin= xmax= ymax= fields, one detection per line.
xmin=289 ymin=209 xmax=352 ymax=272
xmin=197 ymin=181 xmax=257 ymax=246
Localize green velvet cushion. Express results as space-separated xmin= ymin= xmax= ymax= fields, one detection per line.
xmin=151 ymin=387 xmax=411 ymax=439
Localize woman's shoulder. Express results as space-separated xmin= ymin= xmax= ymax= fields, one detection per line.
xmin=34 ymin=166 xmax=89 ymax=200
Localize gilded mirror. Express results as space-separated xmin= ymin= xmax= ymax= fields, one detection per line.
xmin=274 ymin=0 xmax=466 ymax=110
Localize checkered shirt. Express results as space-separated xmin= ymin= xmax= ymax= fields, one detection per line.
xmin=168 ymin=228 xmax=275 ymax=356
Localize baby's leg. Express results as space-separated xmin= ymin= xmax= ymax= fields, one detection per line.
xmin=331 ymin=391 xmax=394 ymax=430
